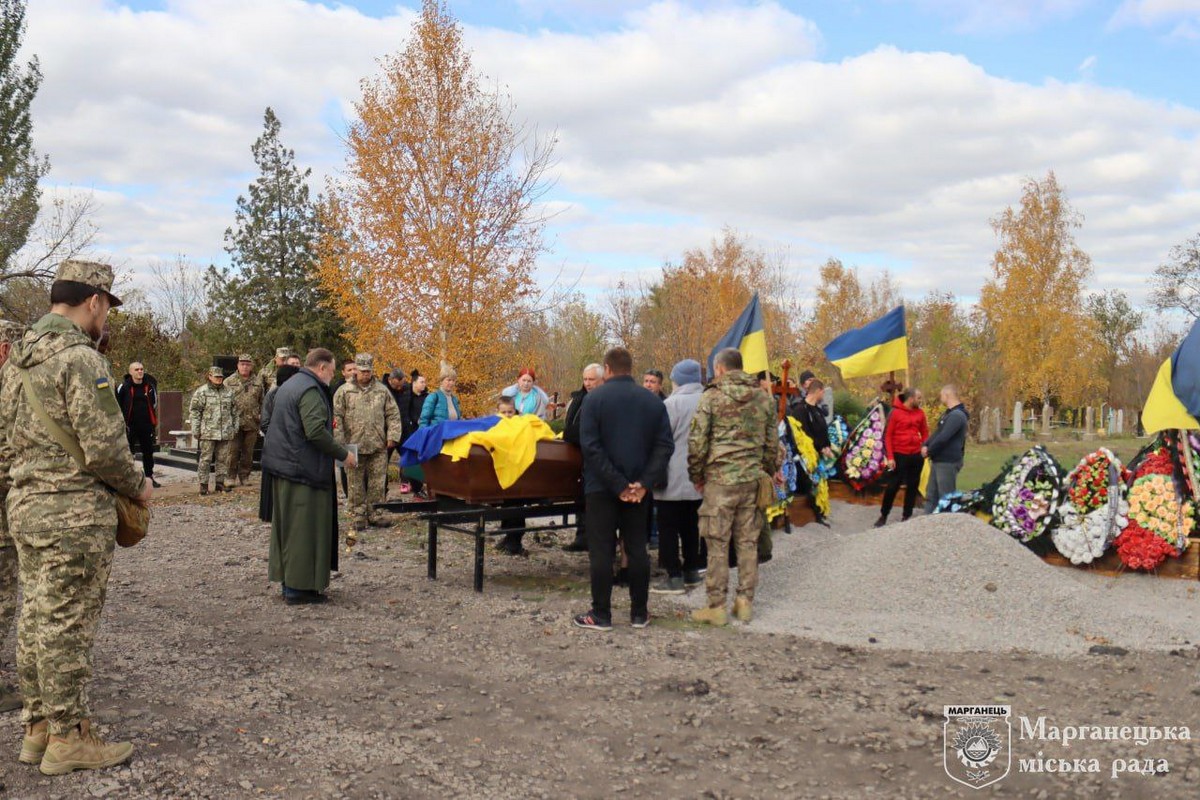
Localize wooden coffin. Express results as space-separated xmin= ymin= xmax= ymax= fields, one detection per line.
xmin=421 ymin=439 xmax=582 ymax=504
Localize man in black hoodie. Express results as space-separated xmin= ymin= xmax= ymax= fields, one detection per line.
xmin=116 ymin=362 xmax=161 ymax=487
xmin=922 ymin=385 xmax=969 ymax=513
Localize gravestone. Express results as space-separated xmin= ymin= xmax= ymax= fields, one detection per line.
xmin=991 ymin=407 xmax=1001 ymax=444
xmin=1083 ymin=406 xmax=1096 ymax=440
xmin=1010 ymin=401 xmax=1024 ymax=440
xmin=1116 ymin=409 xmax=1124 ymax=435
xmin=978 ymin=406 xmax=992 ymax=442
xmin=1041 ymin=402 xmax=1053 ymax=438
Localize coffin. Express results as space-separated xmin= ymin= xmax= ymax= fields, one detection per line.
xmin=421 ymin=439 xmax=582 ymax=504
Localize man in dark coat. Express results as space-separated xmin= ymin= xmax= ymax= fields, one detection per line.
xmin=573 ymin=348 xmax=673 ymax=631
xmin=262 ymin=348 xmax=356 ymax=605
xmin=562 ymin=362 xmax=603 ymax=552
xmin=116 ymin=362 xmax=161 ymax=487
xmin=922 ymin=384 xmax=969 ymax=513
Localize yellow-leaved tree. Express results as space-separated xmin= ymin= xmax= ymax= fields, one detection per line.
xmin=979 ymin=171 xmax=1101 ymax=409
xmin=316 ymin=0 xmax=554 ymax=413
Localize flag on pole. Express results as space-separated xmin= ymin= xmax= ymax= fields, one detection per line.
xmin=708 ymin=292 xmax=769 ymax=376
xmin=1142 ymin=317 xmax=1200 ymax=434
xmin=823 ymin=305 xmax=908 ymax=379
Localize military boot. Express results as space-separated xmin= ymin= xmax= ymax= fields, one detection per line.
xmin=215 ymin=482 xmax=227 ymax=493
xmin=691 ymin=605 xmax=728 ymax=626
xmin=38 ymin=719 xmax=133 ymax=776
xmin=199 ymin=484 xmax=209 ymax=496
xmin=19 ymin=719 xmax=48 ymax=764
xmin=0 ymin=682 xmax=21 ymax=713
xmin=733 ymin=597 xmax=753 ymax=622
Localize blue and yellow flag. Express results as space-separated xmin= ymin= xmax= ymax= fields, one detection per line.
xmin=824 ymin=305 xmax=908 ymax=379
xmin=709 ymin=293 xmax=769 ymax=376
xmin=1142 ymin=318 xmax=1200 ymax=434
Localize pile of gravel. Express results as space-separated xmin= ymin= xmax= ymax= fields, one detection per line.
xmin=746 ymin=508 xmax=1200 ymax=655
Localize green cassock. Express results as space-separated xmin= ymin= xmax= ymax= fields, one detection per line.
xmin=268 ymin=387 xmax=344 ymax=592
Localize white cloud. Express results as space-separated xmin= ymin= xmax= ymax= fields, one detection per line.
xmin=901 ymin=0 xmax=1092 ymax=32
xmin=1111 ymin=0 xmax=1200 ymax=36
xmin=17 ymin=0 xmax=1200 ymax=309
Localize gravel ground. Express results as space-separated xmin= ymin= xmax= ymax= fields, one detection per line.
xmin=1 ymin=489 xmax=1199 ymax=798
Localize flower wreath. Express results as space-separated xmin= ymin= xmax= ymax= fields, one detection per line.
xmin=838 ymin=402 xmax=888 ymax=490
xmin=990 ymin=446 xmax=1064 ymax=542
xmin=1113 ymin=443 xmax=1194 ymax=571
xmin=933 ymin=490 xmax=985 ymax=515
xmin=827 ymin=415 xmax=850 ymax=456
xmin=1051 ymin=448 xmax=1129 ymax=565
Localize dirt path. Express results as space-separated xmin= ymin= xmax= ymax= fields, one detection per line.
xmin=1 ymin=490 xmax=1198 ymax=798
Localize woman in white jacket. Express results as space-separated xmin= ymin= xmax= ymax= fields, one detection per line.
xmin=650 ymin=359 xmax=707 ymax=594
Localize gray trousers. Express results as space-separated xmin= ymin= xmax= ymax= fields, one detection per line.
xmin=923 ymin=460 xmax=962 ymax=514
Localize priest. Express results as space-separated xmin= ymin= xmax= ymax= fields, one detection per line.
xmin=262 ymin=348 xmax=358 ymax=604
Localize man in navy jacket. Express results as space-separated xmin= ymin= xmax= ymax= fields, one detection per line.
xmin=922 ymin=385 xmax=969 ymax=513
xmin=574 ymin=347 xmax=674 ymax=631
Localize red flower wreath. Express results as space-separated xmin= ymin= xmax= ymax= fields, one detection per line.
xmin=1114 ymin=449 xmax=1186 ymax=571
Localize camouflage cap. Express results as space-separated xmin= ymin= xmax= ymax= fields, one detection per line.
xmin=209 ymin=366 xmax=225 ymax=378
xmin=275 ymin=347 xmax=291 ymax=359
xmin=55 ymin=259 xmax=123 ymax=307
xmin=238 ymin=353 xmax=254 ymax=362
xmin=355 ymin=353 xmax=374 ymax=371
xmin=0 ymin=319 xmax=25 ymax=344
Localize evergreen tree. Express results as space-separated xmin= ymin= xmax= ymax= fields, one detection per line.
xmin=206 ymin=107 xmax=347 ymax=359
xmin=0 ymin=0 xmax=48 ymax=274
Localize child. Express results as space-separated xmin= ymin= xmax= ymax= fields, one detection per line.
xmin=496 ymin=395 xmax=517 ymax=418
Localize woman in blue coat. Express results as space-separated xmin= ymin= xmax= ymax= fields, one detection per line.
xmin=419 ymin=370 xmax=463 ymax=428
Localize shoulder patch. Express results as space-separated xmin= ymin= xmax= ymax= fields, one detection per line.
xmin=95 ymin=377 xmax=110 ymax=390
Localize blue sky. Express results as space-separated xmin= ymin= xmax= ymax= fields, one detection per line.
xmin=22 ymin=0 xmax=1200 ymax=308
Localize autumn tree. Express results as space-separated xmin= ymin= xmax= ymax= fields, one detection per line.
xmin=317 ymin=0 xmax=554 ymax=411
xmin=512 ymin=294 xmax=608 ymax=396
xmin=1085 ymin=290 xmax=1143 ymax=402
xmin=0 ymin=0 xmax=47 ymax=278
xmin=206 ymin=107 xmax=346 ymax=360
xmin=1151 ymin=232 xmax=1200 ymax=319
xmin=978 ymin=171 xmax=1100 ymax=408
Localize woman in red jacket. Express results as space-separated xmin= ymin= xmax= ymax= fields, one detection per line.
xmin=875 ymin=387 xmax=929 ymax=527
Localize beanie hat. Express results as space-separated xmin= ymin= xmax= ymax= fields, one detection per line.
xmin=670 ymin=359 xmax=702 ymax=387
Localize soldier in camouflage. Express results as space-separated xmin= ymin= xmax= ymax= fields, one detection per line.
xmin=0 ymin=319 xmax=26 ymax=714
xmin=333 ymin=354 xmax=401 ymax=529
xmin=190 ymin=366 xmax=237 ymax=494
xmin=258 ymin=347 xmax=291 ymax=393
xmin=223 ymin=354 xmax=264 ymax=485
xmin=0 ymin=260 xmax=152 ymax=774
xmin=687 ymin=347 xmax=780 ymax=626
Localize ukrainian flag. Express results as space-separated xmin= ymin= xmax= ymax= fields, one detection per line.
xmin=824 ymin=305 xmax=908 ymax=379
xmin=708 ymin=292 xmax=769 ymax=376
xmin=1142 ymin=317 xmax=1200 ymax=434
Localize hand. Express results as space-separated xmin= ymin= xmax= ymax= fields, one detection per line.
xmin=886 ymin=458 xmax=895 ymax=471
xmin=772 ymin=470 xmax=784 ymax=487
xmin=921 ymin=447 xmax=929 ymax=458
xmin=136 ymin=480 xmax=154 ymax=506
xmin=693 ymin=482 xmax=705 ymax=494
xmin=344 ymin=451 xmax=359 ymax=469
xmin=822 ymin=447 xmax=834 ymax=459
xmin=386 ymin=440 xmax=396 ymax=450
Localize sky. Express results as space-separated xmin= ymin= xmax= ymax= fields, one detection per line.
xmin=18 ymin=0 xmax=1200 ymax=308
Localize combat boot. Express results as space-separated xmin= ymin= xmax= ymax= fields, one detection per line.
xmin=691 ymin=605 xmax=728 ymax=626
xmin=19 ymin=720 xmax=47 ymax=764
xmin=733 ymin=597 xmax=753 ymax=622
xmin=38 ymin=719 xmax=133 ymax=776
xmin=199 ymin=484 xmax=209 ymax=496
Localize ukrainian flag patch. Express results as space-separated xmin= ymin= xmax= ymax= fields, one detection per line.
xmin=95 ymin=377 xmax=110 ymax=390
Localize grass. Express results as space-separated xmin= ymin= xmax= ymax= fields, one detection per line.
xmin=958 ymin=435 xmax=1146 ymax=490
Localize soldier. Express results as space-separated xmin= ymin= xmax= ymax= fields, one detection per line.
xmin=0 ymin=319 xmax=26 ymax=714
xmin=332 ymin=354 xmax=401 ymax=529
xmin=0 ymin=260 xmax=152 ymax=774
xmin=224 ymin=354 xmax=264 ymax=485
xmin=189 ymin=366 xmax=237 ymax=494
xmin=258 ymin=347 xmax=291 ymax=393
xmin=687 ymin=347 xmax=780 ymax=626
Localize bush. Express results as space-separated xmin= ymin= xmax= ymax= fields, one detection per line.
xmin=835 ymin=392 xmax=868 ymax=429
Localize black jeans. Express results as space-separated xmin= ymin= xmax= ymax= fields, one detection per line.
xmin=126 ymin=423 xmax=156 ymax=477
xmin=586 ymin=491 xmax=649 ymax=621
xmin=656 ymin=499 xmax=703 ymax=577
xmin=881 ymin=452 xmax=923 ymax=519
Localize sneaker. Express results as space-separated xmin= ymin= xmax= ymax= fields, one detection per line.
xmin=873 ymin=515 xmax=887 ymax=528
xmin=283 ymin=588 xmax=328 ymax=606
xmin=649 ymin=576 xmax=685 ymax=595
xmin=572 ymin=612 xmax=612 ymax=632
xmin=631 ymin=613 xmax=650 ymax=629
xmin=149 ymin=477 xmax=161 ymax=489
xmin=38 ymin=720 xmax=133 ymax=776
xmin=0 ymin=682 xmax=21 ymax=713
xmin=901 ymin=513 xmax=912 ymax=522
xmin=690 ymin=606 xmax=728 ymax=626
xmin=733 ymin=596 xmax=753 ymax=622
xmin=683 ymin=570 xmax=704 ymax=588
xmin=19 ymin=719 xmax=47 ymax=764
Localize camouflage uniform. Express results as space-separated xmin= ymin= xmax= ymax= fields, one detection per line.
xmin=687 ymin=369 xmax=779 ymax=608
xmin=0 ymin=320 xmax=26 ymax=701
xmin=189 ymin=367 xmax=237 ymax=489
xmin=257 ymin=347 xmax=291 ymax=393
xmin=223 ymin=354 xmax=264 ymax=484
xmin=332 ymin=354 xmax=401 ymax=528
xmin=0 ymin=261 xmax=145 ymax=735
